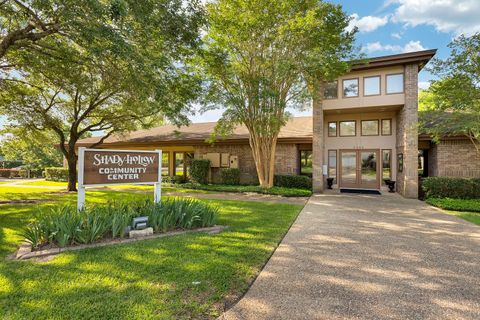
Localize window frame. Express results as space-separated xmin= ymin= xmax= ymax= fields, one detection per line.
xmin=386 ymin=73 xmax=405 ymax=95
xmin=324 ymin=80 xmax=338 ymax=100
xmin=361 ymin=119 xmax=379 ymax=136
xmin=298 ymin=149 xmax=313 ymax=177
xmin=363 ymin=75 xmax=381 ymax=96
xmin=339 ymin=120 xmax=356 ymax=137
xmin=328 ymin=149 xmax=337 ymax=183
xmin=328 ymin=121 xmax=337 ymax=137
xmin=161 ymin=152 xmax=170 ymax=176
xmin=381 ymin=149 xmax=392 ymax=182
xmin=381 ymin=118 xmax=392 ymax=136
xmin=342 ymin=78 xmax=359 ymax=98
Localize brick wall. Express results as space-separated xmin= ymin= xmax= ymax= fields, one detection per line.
xmin=396 ymin=64 xmax=419 ymax=198
xmin=194 ymin=143 xmax=299 ymax=184
xmin=312 ymin=83 xmax=324 ymax=192
xmin=429 ymin=140 xmax=480 ymax=177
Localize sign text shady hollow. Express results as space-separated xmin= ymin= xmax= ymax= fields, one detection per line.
xmin=77 ymin=148 xmax=162 ymax=210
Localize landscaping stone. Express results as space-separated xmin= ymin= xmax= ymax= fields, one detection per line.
xmin=129 ymin=227 xmax=153 ymax=238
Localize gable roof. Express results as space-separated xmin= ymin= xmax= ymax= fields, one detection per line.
xmin=76 ymin=116 xmax=313 ymax=147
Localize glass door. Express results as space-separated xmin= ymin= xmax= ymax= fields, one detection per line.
xmin=340 ymin=151 xmax=358 ymax=188
xmin=359 ymin=150 xmax=379 ymax=189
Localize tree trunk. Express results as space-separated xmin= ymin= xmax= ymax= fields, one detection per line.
xmin=249 ymin=133 xmax=278 ymax=189
xmin=66 ymin=154 xmax=78 ymax=192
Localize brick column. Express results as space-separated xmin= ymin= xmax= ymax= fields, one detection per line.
xmin=396 ymin=63 xmax=419 ymax=198
xmin=312 ymin=83 xmax=324 ymax=192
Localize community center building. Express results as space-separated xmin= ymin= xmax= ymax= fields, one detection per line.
xmin=77 ymin=50 xmax=480 ymax=199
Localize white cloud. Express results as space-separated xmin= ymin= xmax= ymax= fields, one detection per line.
xmin=347 ymin=14 xmax=389 ymax=33
xmin=362 ymin=40 xmax=426 ymax=53
xmin=418 ymin=81 xmax=431 ymax=91
xmin=389 ymin=0 xmax=480 ymax=35
xmin=391 ymin=32 xmax=402 ymax=39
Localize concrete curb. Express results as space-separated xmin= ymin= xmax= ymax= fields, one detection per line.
xmin=11 ymin=225 xmax=226 ymax=261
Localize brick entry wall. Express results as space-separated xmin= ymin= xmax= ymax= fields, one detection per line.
xmin=428 ymin=139 xmax=480 ymax=177
xmin=396 ymin=63 xmax=419 ymax=198
xmin=194 ymin=143 xmax=300 ymax=184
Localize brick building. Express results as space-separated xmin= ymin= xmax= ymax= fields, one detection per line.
xmin=76 ymin=50 xmax=480 ymax=198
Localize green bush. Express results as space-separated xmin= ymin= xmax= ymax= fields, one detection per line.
xmin=189 ymin=159 xmax=210 ymax=184
xmin=426 ymin=198 xmax=480 ymax=213
xmin=220 ymin=168 xmax=240 ymax=185
xmin=45 ymin=167 xmax=69 ymax=182
xmin=274 ymin=174 xmax=312 ymax=190
xmin=422 ymin=177 xmax=480 ymax=199
xmin=162 ymin=175 xmax=186 ymax=184
xmin=22 ymin=198 xmax=218 ymax=249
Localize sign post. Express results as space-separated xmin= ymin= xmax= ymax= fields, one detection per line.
xmin=77 ymin=148 xmax=162 ymax=211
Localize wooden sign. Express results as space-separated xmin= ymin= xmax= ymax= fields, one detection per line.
xmin=82 ymin=149 xmax=161 ymax=185
xmin=77 ymin=148 xmax=162 ymax=210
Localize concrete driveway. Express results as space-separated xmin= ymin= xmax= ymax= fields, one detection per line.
xmin=222 ymin=193 xmax=480 ymax=320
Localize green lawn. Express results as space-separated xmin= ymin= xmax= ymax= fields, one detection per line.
xmin=0 ymin=189 xmax=302 ymax=319
xmin=426 ymin=197 xmax=480 ymax=226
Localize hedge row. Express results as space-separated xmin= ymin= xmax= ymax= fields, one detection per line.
xmin=45 ymin=167 xmax=69 ymax=182
xmin=274 ymin=174 xmax=312 ymax=190
xmin=422 ymin=177 xmax=480 ymax=199
xmin=189 ymin=159 xmax=210 ymax=184
xmin=220 ymin=168 xmax=240 ymax=185
xmin=0 ymin=169 xmax=28 ymax=178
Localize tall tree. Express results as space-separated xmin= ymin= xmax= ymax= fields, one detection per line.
xmin=421 ymin=33 xmax=480 ymax=154
xmin=201 ymin=0 xmax=357 ymax=188
xmin=0 ymin=127 xmax=63 ymax=171
xmin=0 ymin=0 xmax=204 ymax=191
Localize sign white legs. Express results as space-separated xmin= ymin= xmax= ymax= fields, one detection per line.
xmin=154 ymin=150 xmax=162 ymax=203
xmin=77 ymin=147 xmax=86 ymax=211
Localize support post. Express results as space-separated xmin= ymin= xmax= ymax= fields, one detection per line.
xmin=154 ymin=150 xmax=162 ymax=203
xmin=77 ymin=147 xmax=86 ymax=211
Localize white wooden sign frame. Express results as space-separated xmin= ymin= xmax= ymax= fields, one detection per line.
xmin=77 ymin=147 xmax=162 ymax=211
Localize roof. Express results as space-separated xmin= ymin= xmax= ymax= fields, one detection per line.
xmin=77 ymin=116 xmax=313 ymax=147
xmin=352 ymin=49 xmax=437 ymax=71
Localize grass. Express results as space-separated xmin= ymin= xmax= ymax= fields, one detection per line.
xmin=0 ymin=189 xmax=302 ymax=319
xmin=177 ymin=183 xmax=312 ymax=197
xmin=426 ymin=197 xmax=480 ymax=226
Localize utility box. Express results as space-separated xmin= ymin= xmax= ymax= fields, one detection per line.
xmin=220 ymin=153 xmax=230 ymax=167
xmin=206 ymin=153 xmax=220 ymax=168
xmin=229 ymin=155 xmax=239 ymax=169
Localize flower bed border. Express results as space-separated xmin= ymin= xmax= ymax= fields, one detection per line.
xmin=11 ymin=225 xmax=226 ymax=261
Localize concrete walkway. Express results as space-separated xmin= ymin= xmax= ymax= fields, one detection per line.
xmin=222 ymin=193 xmax=480 ymax=320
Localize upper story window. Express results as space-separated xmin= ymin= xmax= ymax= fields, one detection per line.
xmin=343 ymin=78 xmax=359 ymax=97
xmin=381 ymin=119 xmax=392 ymax=135
xmin=339 ymin=120 xmax=356 ymax=136
xmin=364 ymin=76 xmax=381 ymax=96
xmin=324 ymin=81 xmax=338 ymax=99
xmin=361 ymin=120 xmax=379 ymax=136
xmin=328 ymin=121 xmax=337 ymax=137
xmin=386 ymin=73 xmax=404 ymax=94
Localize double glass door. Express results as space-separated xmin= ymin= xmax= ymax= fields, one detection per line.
xmin=339 ymin=149 xmax=380 ymax=189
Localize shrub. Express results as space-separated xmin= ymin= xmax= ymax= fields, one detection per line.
xmin=162 ymin=175 xmax=186 ymax=184
xmin=22 ymin=198 xmax=218 ymax=249
xmin=274 ymin=174 xmax=312 ymax=190
xmin=189 ymin=159 xmax=210 ymax=184
xmin=45 ymin=167 xmax=69 ymax=182
xmin=422 ymin=177 xmax=480 ymax=199
xmin=220 ymin=168 xmax=240 ymax=185
xmin=426 ymin=198 xmax=480 ymax=213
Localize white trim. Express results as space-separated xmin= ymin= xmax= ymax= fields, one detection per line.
xmin=77 ymin=147 xmax=86 ymax=211
xmin=154 ymin=149 xmax=162 ymax=203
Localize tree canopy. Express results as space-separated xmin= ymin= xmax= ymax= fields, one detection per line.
xmin=201 ymin=0 xmax=358 ymax=187
xmin=421 ymin=33 xmax=480 ymax=153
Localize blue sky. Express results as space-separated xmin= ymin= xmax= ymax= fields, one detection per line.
xmin=194 ymin=0 xmax=480 ymax=122
xmin=2 ymin=0 xmax=479 ymax=129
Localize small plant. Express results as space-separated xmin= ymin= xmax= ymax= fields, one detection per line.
xmin=22 ymin=198 xmax=218 ymax=249
xmin=273 ymin=174 xmax=312 ymax=190
xmin=422 ymin=177 xmax=480 ymax=199
xmin=45 ymin=167 xmax=69 ymax=182
xmin=220 ymin=168 xmax=241 ymax=185
xmin=189 ymin=159 xmax=210 ymax=184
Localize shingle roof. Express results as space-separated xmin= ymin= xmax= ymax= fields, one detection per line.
xmin=77 ymin=116 xmax=313 ymax=146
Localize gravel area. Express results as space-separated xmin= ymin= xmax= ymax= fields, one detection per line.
xmin=222 ymin=193 xmax=480 ymax=320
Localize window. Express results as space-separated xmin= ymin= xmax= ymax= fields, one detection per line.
xmin=162 ymin=152 xmax=170 ymax=176
xmin=381 ymin=119 xmax=392 ymax=135
xmin=339 ymin=121 xmax=356 ymax=136
xmin=328 ymin=122 xmax=337 ymax=137
xmin=299 ymin=150 xmax=312 ymax=176
xmin=386 ymin=74 xmax=404 ymax=94
xmin=328 ymin=150 xmax=337 ymax=183
xmin=174 ymin=152 xmax=184 ymax=176
xmin=324 ymin=81 xmax=338 ymax=99
xmin=343 ymin=78 xmax=359 ymax=97
xmin=382 ymin=150 xmax=391 ymax=182
xmin=364 ymin=76 xmax=380 ymax=96
xmin=361 ymin=120 xmax=379 ymax=136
